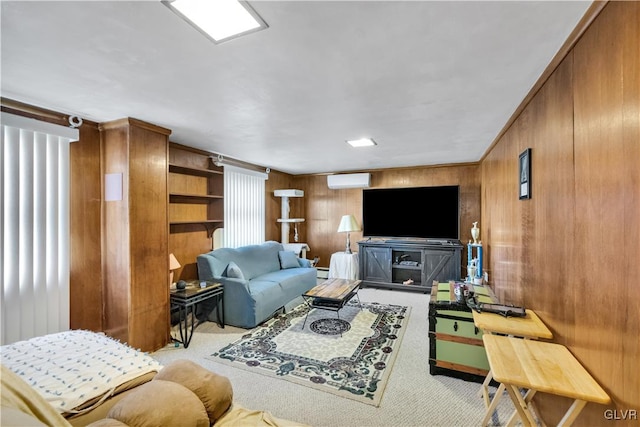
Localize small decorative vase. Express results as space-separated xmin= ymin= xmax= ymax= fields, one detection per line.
xmin=471 ymin=222 xmax=480 ymax=244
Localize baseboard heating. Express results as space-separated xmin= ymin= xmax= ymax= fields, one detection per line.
xmin=316 ymin=267 xmax=329 ymax=279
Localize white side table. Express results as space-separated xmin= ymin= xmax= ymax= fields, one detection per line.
xmin=329 ymin=252 xmax=359 ymax=280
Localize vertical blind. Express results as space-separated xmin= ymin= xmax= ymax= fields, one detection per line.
xmin=223 ymin=164 xmax=267 ymax=248
xmin=1 ymin=113 xmax=78 ymax=345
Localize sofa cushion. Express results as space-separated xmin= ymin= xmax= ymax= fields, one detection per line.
xmin=223 ymin=261 xmax=245 ymax=280
xmin=153 ymin=359 xmax=233 ymax=423
xmin=204 ymin=241 xmax=282 ymax=280
xmin=1 ymin=406 xmax=50 ymax=427
xmin=106 ymin=380 xmax=209 ymax=427
xmin=247 ymin=279 xmax=287 ymax=312
xmin=278 ymin=251 xmax=299 ymax=269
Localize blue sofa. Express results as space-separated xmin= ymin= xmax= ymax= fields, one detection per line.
xmin=196 ymin=241 xmax=317 ymax=328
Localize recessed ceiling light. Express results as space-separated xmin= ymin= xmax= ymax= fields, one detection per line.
xmin=346 ymin=138 xmax=377 ymax=148
xmin=163 ymin=0 xmax=268 ymax=44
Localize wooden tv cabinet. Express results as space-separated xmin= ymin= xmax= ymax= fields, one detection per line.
xmin=357 ymin=239 xmax=462 ymax=293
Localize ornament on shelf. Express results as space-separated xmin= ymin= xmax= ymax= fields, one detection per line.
xmin=471 ymin=221 xmax=480 ymax=244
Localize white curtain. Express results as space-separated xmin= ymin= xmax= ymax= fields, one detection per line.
xmin=1 ymin=113 xmax=78 ymax=345
xmin=223 ymin=164 xmax=267 ymax=248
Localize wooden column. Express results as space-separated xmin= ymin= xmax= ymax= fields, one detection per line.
xmin=70 ymin=122 xmax=104 ymax=331
xmin=101 ymin=118 xmax=170 ymax=352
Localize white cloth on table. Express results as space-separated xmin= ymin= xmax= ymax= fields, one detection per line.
xmin=329 ymin=252 xmax=359 ymax=280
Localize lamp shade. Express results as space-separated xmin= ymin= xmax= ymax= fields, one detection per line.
xmin=337 ymin=214 xmax=361 ymax=233
xmin=169 ymin=253 xmax=181 ymax=270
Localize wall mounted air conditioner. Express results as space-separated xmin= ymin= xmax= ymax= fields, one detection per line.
xmin=327 ymin=173 xmax=371 ymax=189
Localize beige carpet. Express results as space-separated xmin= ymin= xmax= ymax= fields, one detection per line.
xmin=153 ymin=287 xmax=513 ymax=426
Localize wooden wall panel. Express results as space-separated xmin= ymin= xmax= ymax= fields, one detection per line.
xmin=569 ymin=1 xmax=639 ymax=423
xmin=169 ymin=230 xmax=211 ymax=280
xmin=265 ymin=170 xmax=298 ymax=243
xmin=527 ymin=56 xmax=576 ymax=346
xmin=481 ymin=2 xmax=639 ymax=424
xmin=69 ymin=123 xmax=103 ymax=331
xmin=620 ymin=1 xmax=640 ymax=414
xmin=102 ymin=124 xmax=131 ymax=342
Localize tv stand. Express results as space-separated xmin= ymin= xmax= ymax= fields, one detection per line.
xmin=358 ymin=239 xmax=462 ymax=293
xmin=383 ymin=238 xmax=428 ymax=244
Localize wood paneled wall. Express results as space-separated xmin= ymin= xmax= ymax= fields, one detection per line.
xmin=265 ymin=170 xmax=299 ymax=243
xmin=273 ymin=164 xmax=481 ymax=271
xmin=480 ymin=2 xmax=639 ymax=424
xmin=69 ymin=123 xmax=103 ymax=331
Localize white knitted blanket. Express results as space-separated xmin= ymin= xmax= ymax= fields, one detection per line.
xmin=0 ymin=330 xmax=161 ymax=413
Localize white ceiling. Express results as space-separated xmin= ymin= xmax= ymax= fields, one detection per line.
xmin=1 ymin=1 xmax=591 ymax=175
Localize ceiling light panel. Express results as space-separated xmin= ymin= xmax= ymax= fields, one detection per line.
xmin=347 ymin=138 xmax=377 ymax=148
xmin=164 ymin=0 xmax=267 ymax=44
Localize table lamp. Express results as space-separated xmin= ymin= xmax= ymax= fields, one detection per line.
xmin=169 ymin=253 xmax=181 ymax=287
xmin=337 ymin=214 xmax=361 ymax=254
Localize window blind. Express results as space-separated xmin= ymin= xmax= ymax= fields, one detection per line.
xmin=1 ymin=113 xmax=78 ymax=345
xmin=223 ymin=164 xmax=267 ymax=248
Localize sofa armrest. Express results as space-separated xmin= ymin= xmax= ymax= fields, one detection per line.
xmin=297 ymin=258 xmax=312 ymax=268
xmin=216 ymin=276 xmax=250 ymax=290
xmin=197 ymin=253 xmax=228 ymax=280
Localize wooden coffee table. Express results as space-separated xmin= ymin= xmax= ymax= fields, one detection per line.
xmin=301 ymin=278 xmax=362 ymax=330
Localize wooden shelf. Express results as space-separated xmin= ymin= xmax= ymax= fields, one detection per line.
xmin=170 ymin=193 xmax=223 ymax=203
xmin=170 ymin=220 xmax=223 ymax=238
xmin=393 ymin=263 xmax=422 ymax=271
xmin=169 ymin=163 xmax=223 ymax=177
xmin=170 ymin=220 xmax=223 ymax=226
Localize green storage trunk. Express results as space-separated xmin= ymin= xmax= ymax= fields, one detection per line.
xmin=428 ymin=281 xmax=495 ymax=382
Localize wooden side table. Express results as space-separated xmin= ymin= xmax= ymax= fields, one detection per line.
xmin=472 ymin=309 xmax=553 ymax=426
xmin=170 ymin=281 xmax=223 ymax=348
xmin=483 ymin=335 xmax=610 ymax=426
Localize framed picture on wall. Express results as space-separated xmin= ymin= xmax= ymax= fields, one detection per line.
xmin=519 ymin=148 xmax=531 ymax=200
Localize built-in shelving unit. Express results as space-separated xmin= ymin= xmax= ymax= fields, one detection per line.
xmin=168 ymin=154 xmax=224 ymax=238
xmin=168 ymin=143 xmax=225 ymax=283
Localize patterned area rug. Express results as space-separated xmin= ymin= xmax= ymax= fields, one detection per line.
xmin=208 ymin=300 xmax=410 ymax=406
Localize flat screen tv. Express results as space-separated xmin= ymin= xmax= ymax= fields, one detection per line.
xmin=362 ymin=185 xmax=459 ymax=240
